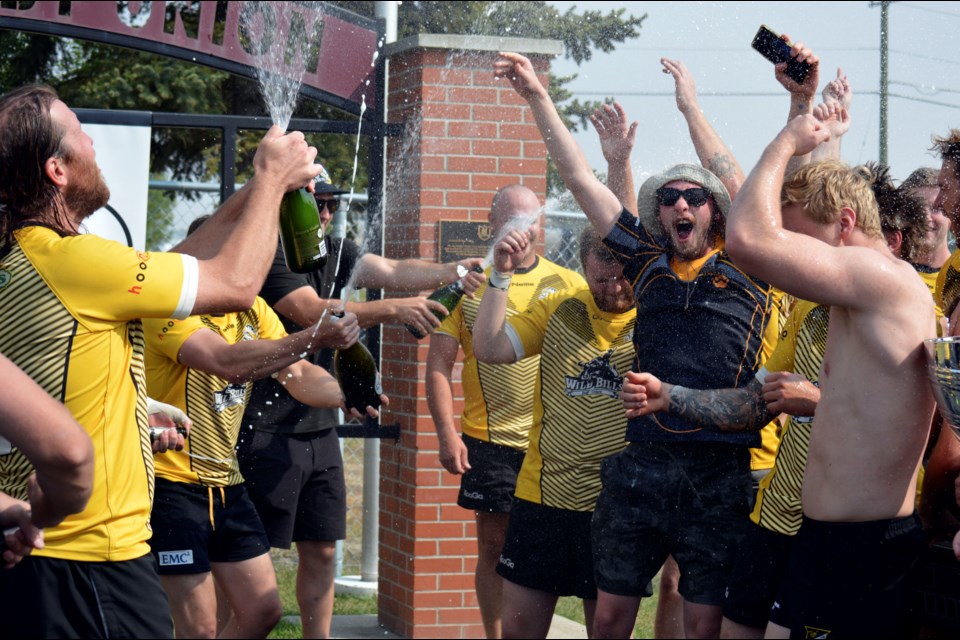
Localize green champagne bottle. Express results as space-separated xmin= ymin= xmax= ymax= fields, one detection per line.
xmin=333 ymin=340 xmax=382 ymax=414
xmin=279 ymin=188 xmax=327 ymax=273
xmin=406 ymin=265 xmax=483 ymax=339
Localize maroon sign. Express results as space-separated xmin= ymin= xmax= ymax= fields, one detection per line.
xmin=0 ymin=1 xmax=379 ymax=111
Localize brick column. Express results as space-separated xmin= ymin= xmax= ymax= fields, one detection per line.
xmin=376 ymin=35 xmax=562 ymax=639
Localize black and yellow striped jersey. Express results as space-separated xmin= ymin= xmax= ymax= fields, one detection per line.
xmin=603 ymin=209 xmax=777 ymax=448
xmin=507 ymin=287 xmax=634 ymax=511
xmin=0 ymin=226 xmax=195 ymax=562
xmin=436 ymin=257 xmax=585 ymax=450
xmin=751 ymin=300 xmax=828 ymax=535
xmin=937 ymin=250 xmax=960 ymax=320
xmin=145 ymin=297 xmax=287 ymax=487
xmin=911 ymin=263 xmax=943 ymax=335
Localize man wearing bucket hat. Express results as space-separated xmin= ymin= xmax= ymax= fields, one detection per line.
xmin=238 ymin=165 xmax=483 ymax=639
xmin=496 ymin=53 xmax=778 ymax=638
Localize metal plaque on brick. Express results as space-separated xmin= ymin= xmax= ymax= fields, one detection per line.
xmin=438 ymin=221 xmax=492 ymax=264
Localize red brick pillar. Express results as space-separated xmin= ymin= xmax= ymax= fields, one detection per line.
xmin=376 ymin=35 xmax=562 ymax=639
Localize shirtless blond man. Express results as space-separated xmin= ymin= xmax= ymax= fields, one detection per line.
xmin=727 ymin=114 xmax=936 ymax=638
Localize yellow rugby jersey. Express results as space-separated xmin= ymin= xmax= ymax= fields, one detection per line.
xmin=435 ymin=257 xmax=585 ymax=450
xmin=145 ymin=297 xmax=287 ymax=487
xmin=912 ymin=264 xmax=944 ymax=336
xmin=751 ymin=300 xmax=828 ymax=535
xmin=0 ymin=226 xmax=196 ymax=562
xmin=751 ymin=288 xmax=786 ymax=473
xmin=507 ymin=288 xmax=634 ymax=511
xmin=937 ymin=250 xmax=960 ymax=321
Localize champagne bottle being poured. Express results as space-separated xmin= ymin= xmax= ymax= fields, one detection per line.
xmin=279 ymin=187 xmax=326 ymax=273
xmin=279 ymin=165 xmax=349 ymax=274
xmin=406 ymin=264 xmax=484 ymax=340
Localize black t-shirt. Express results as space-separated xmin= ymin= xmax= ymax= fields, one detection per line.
xmin=243 ymin=235 xmax=360 ymax=434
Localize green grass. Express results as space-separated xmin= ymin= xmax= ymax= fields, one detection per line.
xmin=268 ymin=553 xmax=377 ymax=639
xmin=555 ymin=573 xmax=660 ymax=639
xmin=270 ymin=551 xmax=660 ymax=638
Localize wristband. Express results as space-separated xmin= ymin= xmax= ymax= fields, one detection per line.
xmin=488 ymin=270 xmax=513 ymax=292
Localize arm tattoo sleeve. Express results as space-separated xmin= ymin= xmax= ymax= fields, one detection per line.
xmin=706 ymin=153 xmax=735 ymax=179
xmin=667 ymin=379 xmax=774 ymax=432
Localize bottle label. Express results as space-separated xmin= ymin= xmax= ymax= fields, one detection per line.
xmin=309 ymin=237 xmax=328 ymax=262
xmin=289 ymin=224 xmax=325 ymax=268
xmin=374 ymin=372 xmax=383 ymax=396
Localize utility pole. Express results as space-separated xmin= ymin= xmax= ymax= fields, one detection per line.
xmin=871 ymin=1 xmax=893 ymax=164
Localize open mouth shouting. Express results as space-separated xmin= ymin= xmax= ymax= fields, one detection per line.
xmin=675 ymin=219 xmax=695 ymax=242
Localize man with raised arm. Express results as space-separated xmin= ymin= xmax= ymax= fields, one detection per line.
xmin=471 ymin=227 xmax=638 ymax=638
xmin=495 ymin=53 xmax=779 ymax=639
xmin=725 ymin=113 xmax=935 ymax=637
xmin=427 ymin=184 xmax=585 ymax=639
xmin=0 ymin=84 xmax=321 ymax=638
xmin=238 ymin=167 xmax=485 ymax=639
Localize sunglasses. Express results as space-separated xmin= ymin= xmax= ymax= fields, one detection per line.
xmin=315 ymin=198 xmax=340 ymax=213
xmin=655 ymin=187 xmax=710 ymax=208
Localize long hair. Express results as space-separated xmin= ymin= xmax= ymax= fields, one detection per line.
xmin=0 ymin=84 xmax=71 ymax=243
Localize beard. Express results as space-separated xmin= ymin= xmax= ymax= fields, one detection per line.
xmin=63 ymin=155 xmax=110 ymax=220
xmin=663 ymin=220 xmax=717 ymax=260
xmin=595 ymin=290 xmax=635 ymax=314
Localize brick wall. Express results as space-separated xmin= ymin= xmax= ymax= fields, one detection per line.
xmin=377 ymin=37 xmax=558 ymax=639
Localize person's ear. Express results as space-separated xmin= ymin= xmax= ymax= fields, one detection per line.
xmin=838 ymin=207 xmax=857 ymax=240
xmin=883 ymin=228 xmax=903 ymax=256
xmin=44 ymin=154 xmax=68 ymax=189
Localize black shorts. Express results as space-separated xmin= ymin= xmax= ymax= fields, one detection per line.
xmin=457 ymin=434 xmax=526 ymax=512
xmin=236 ymin=427 xmax=347 ymax=548
xmin=592 ymin=441 xmax=753 ymax=604
xmin=0 ymin=554 xmax=173 ymax=639
xmin=150 ymin=477 xmax=270 ymax=575
xmin=723 ymin=521 xmax=794 ymax=629
xmin=496 ymin=498 xmax=630 ymax=600
xmin=775 ymin=514 xmax=925 ymax=639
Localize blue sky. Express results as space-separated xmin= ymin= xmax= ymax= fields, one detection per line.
xmin=548 ymin=1 xmax=959 ymax=191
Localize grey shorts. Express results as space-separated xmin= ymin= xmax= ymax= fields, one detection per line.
xmin=592 ymin=441 xmax=753 ymax=604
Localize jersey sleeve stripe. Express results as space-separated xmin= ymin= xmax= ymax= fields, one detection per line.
xmin=173 ymin=254 xmax=200 ymax=320
xmin=504 ymin=324 xmax=525 ymax=361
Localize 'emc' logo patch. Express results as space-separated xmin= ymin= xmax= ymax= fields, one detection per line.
xmin=159 ymin=550 xmax=194 ymax=566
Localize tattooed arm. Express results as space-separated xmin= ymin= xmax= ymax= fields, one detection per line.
xmin=622 ymin=371 xmax=775 ymax=432
xmin=661 ymin=58 xmax=745 ymax=200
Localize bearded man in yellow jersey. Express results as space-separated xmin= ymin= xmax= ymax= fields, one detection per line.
xmin=471 ymin=227 xmax=641 ymax=638
xmin=426 ymin=184 xmax=585 ymax=639
xmin=924 ymin=132 xmax=960 ymax=561
xmin=0 ymin=85 xmax=323 ymax=638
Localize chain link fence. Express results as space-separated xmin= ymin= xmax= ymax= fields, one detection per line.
xmin=147 ymin=180 xmax=585 ymax=575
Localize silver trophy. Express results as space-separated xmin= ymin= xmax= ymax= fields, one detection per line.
xmin=926 ymin=337 xmax=960 ymax=439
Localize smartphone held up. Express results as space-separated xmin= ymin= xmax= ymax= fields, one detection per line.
xmin=751 ymin=25 xmax=812 ymax=85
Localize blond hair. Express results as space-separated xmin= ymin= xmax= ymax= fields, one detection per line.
xmin=781 ymin=159 xmax=882 ymax=239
